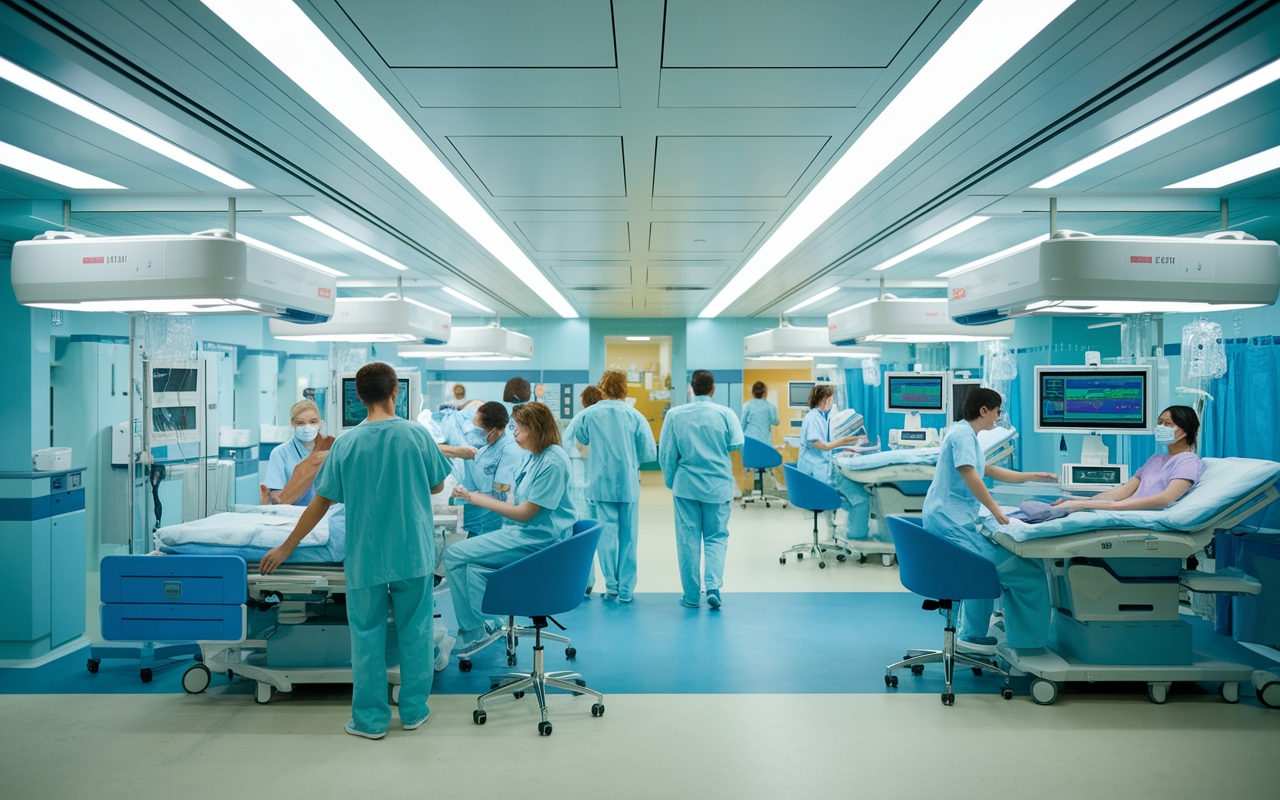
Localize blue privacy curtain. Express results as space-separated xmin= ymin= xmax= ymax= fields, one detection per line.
xmin=1202 ymin=338 xmax=1280 ymax=528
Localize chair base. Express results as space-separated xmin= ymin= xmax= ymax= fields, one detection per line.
xmin=779 ymin=510 xmax=850 ymax=568
xmin=742 ymin=468 xmax=786 ymax=509
xmin=475 ymin=644 xmax=605 ymax=735
xmin=884 ymin=604 xmax=1011 ymax=705
xmin=455 ymin=615 xmax=574 ymax=666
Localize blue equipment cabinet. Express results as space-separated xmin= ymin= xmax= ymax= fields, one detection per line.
xmin=92 ymin=555 xmax=246 ymax=682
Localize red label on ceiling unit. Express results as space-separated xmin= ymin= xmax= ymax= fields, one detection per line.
xmin=318 ymin=287 xmax=331 ymax=298
xmin=1130 ymin=256 xmax=1153 ymax=263
xmin=951 ymin=288 xmax=966 ymax=300
xmin=83 ymin=256 xmax=104 ymax=264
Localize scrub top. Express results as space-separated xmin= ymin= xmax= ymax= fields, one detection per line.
xmin=509 ymin=443 xmax=578 ymax=542
xmin=264 ymin=436 xmax=317 ymax=507
xmin=573 ymin=399 xmax=658 ymax=503
xmin=740 ymin=398 xmax=779 ymax=444
xmin=797 ymin=407 xmax=833 ymax=480
xmin=921 ymin=421 xmax=984 ymax=539
xmin=461 ymin=429 xmax=522 ymax=534
xmin=314 ymin=417 xmax=452 ymax=590
xmin=659 ymin=395 xmax=745 ymax=503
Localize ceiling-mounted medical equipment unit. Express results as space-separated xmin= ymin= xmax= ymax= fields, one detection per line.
xmin=269 ymin=296 xmax=451 ymax=343
xmin=948 ymin=231 xmax=1280 ymax=325
xmin=743 ymin=325 xmax=881 ymax=360
xmin=10 ymin=229 xmax=336 ymax=321
xmin=828 ymin=297 xmax=1015 ymax=344
xmin=397 ymin=325 xmax=534 ymax=361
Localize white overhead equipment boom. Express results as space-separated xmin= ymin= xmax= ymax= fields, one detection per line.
xmin=10 ymin=229 xmax=336 ymax=320
xmin=270 ymin=296 xmax=451 ymax=343
xmin=744 ymin=325 xmax=881 ymax=360
xmin=398 ymin=325 xmax=533 ymax=361
xmin=947 ymin=231 xmax=1280 ymax=325
xmin=828 ymin=297 xmax=1015 ymax=343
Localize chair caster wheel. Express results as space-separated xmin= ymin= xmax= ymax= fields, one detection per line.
xmin=911 ymin=665 xmax=924 ymax=676
xmin=140 ymin=668 xmax=153 ymax=684
xmin=591 ymin=703 xmax=605 ymax=717
xmin=796 ymin=552 xmax=803 ymax=560
xmin=473 ymin=710 xmax=487 ymax=725
xmin=565 ymin=647 xmax=577 ymax=660
xmin=765 ymin=503 xmax=771 ymax=508
xmin=507 ymin=654 xmax=518 ymax=667
xmin=779 ymin=557 xmax=786 ymax=565
xmin=459 ymin=659 xmax=472 ymax=673
xmin=1002 ymin=687 xmax=1015 ymax=700
xmin=972 ymin=667 xmax=983 ymax=676
xmin=818 ymin=561 xmax=826 ymax=569
xmin=572 ymin=679 xmax=586 ymax=697
xmin=836 ymin=554 xmax=846 ymax=562
xmin=538 ymin=721 xmax=553 ymax=736
xmin=885 ymin=674 xmax=898 ymax=688
xmin=941 ymin=693 xmax=955 ymax=706
xmin=513 ymin=691 xmax=525 ymax=699
xmin=86 ymin=659 xmax=100 ymax=674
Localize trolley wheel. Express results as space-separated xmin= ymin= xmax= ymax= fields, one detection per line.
xmin=765 ymin=503 xmax=771 ymax=508
xmin=911 ymin=664 xmax=924 ymax=676
xmin=818 ymin=561 xmax=826 ymax=569
xmin=779 ymin=557 xmax=786 ymax=565
xmin=459 ymin=659 xmax=473 ymax=673
xmin=1030 ymin=678 xmax=1059 ymax=706
xmin=591 ymin=703 xmax=605 ymax=717
xmin=1257 ymin=677 xmax=1280 ymax=709
xmin=182 ymin=663 xmax=211 ymax=694
xmin=741 ymin=503 xmax=747 ymax=509
xmin=140 ymin=668 xmax=153 ymax=684
xmin=538 ymin=721 xmax=553 ymax=736
xmin=858 ymin=554 xmax=868 ymax=564
xmin=885 ymin=674 xmax=898 ymax=688
xmin=882 ymin=554 xmax=895 ymax=567
xmin=254 ymin=682 xmax=274 ymax=705
xmin=86 ymin=659 xmax=100 ymax=674
xmin=796 ymin=552 xmax=803 ymax=560
xmin=473 ymin=710 xmax=487 ymax=725
xmin=507 ymin=654 xmax=518 ymax=667
xmin=783 ymin=504 xmax=788 ymax=509
xmin=565 ymin=646 xmax=577 ymax=660
xmin=941 ymin=693 xmax=955 ymax=706
xmin=1219 ymin=682 xmax=1239 ymax=704
xmin=1002 ymin=687 xmax=1015 ymax=700
xmin=391 ymin=684 xmax=400 ymax=706
xmin=1146 ymin=683 xmax=1169 ymax=705
xmin=836 ymin=554 xmax=847 ymax=562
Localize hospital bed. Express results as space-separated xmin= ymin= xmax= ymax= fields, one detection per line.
xmin=149 ymin=489 xmax=463 ymax=704
xmin=986 ymin=457 xmax=1280 ymax=706
xmin=834 ymin=425 xmax=1018 ymax=566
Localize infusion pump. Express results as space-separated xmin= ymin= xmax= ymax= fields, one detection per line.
xmin=1060 ymin=463 xmax=1129 ymax=492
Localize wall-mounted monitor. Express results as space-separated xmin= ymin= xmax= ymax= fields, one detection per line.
xmin=1033 ymin=365 xmax=1153 ymax=435
xmin=884 ymin=372 xmax=948 ymax=416
xmin=787 ymin=381 xmax=816 ymax=409
xmin=339 ymin=371 xmax=420 ymax=429
xmin=951 ymin=379 xmax=981 ymax=423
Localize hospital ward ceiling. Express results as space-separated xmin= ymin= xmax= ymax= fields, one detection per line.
xmin=0 ymin=0 xmax=1278 ymax=319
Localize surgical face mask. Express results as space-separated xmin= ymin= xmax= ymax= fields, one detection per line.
xmin=464 ymin=426 xmax=488 ymax=447
xmin=294 ymin=424 xmax=319 ymax=443
xmin=1154 ymin=424 xmax=1179 ymax=444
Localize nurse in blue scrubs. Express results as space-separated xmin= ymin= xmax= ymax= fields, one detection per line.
xmin=796 ymin=384 xmax=871 ymax=539
xmin=452 ymin=401 xmax=523 ymax=538
xmin=444 ymin=402 xmax=579 ymax=652
xmin=263 ymin=400 xmax=333 ymax=506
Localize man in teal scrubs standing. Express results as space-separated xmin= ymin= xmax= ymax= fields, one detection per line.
xmin=262 ymin=362 xmax=451 ymax=740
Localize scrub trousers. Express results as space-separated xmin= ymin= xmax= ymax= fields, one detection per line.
xmin=348 ymin=576 xmax=434 ymax=735
xmin=829 ymin=467 xmax=873 ymax=540
xmin=443 ymin=527 xmax=559 ymax=641
xmin=594 ymin=500 xmax=640 ymax=600
xmin=934 ymin=523 xmax=1051 ymax=650
xmin=674 ymin=497 xmax=730 ymax=606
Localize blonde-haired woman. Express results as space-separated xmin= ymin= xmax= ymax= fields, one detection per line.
xmin=263 ymin=399 xmax=334 ymax=506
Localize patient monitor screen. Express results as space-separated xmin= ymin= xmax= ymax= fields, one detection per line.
xmin=788 ymin=382 xmax=815 ymax=408
xmin=886 ymin=375 xmax=945 ymax=412
xmin=342 ymin=378 xmax=411 ymax=427
xmin=951 ymin=381 xmax=979 ymax=422
xmin=1038 ymin=370 xmax=1148 ymax=431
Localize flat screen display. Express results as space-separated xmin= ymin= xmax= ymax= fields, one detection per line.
xmin=788 ymin=382 xmax=815 ymax=408
xmin=951 ymin=381 xmax=979 ymax=422
xmin=343 ymin=378 xmax=411 ymax=427
xmin=887 ymin=375 xmax=945 ymax=412
xmin=1038 ymin=370 xmax=1148 ymax=431
xmin=152 ymin=368 xmax=199 ymax=393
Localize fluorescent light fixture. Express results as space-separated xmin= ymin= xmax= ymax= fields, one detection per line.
xmin=625 ymin=336 xmax=651 ymax=341
xmin=937 ymin=234 xmax=1051 ymax=277
xmin=292 ymin=215 xmax=409 ymax=271
xmin=785 ymin=286 xmax=841 ymax=314
xmin=0 ymin=56 xmax=251 ymax=189
xmin=1034 ymin=58 xmax=1280 ymax=188
xmin=1165 ymin=143 xmax=1280 ymax=189
xmin=236 ymin=233 xmax=346 ymax=277
xmin=27 ymin=298 xmax=252 ymax=314
xmin=441 ymin=286 xmax=494 ymax=313
xmin=202 ymin=0 xmax=576 ymax=317
xmin=871 ymin=216 xmax=990 ymax=271
xmin=0 ymin=139 xmax=123 ymax=189
xmin=697 ymin=0 xmax=1074 ymax=317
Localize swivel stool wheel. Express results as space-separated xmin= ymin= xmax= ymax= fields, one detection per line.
xmin=458 ymin=659 xmax=472 ymax=672
xmin=885 ymin=674 xmax=898 ymax=688
xmin=473 ymin=710 xmax=487 ymax=725
xmin=911 ymin=664 xmax=924 ymax=676
xmin=565 ymin=646 xmax=577 ymax=659
xmin=941 ymin=693 xmax=955 ymax=706
xmin=591 ymin=703 xmax=605 ymax=717
xmin=140 ymin=668 xmax=153 ymax=683
xmin=538 ymin=721 xmax=553 ymax=736
xmin=1001 ymin=687 xmax=1015 ymax=700
xmin=86 ymin=659 xmax=100 ymax=674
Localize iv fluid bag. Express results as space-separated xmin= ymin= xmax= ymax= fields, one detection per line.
xmin=1181 ymin=318 xmax=1226 ymax=382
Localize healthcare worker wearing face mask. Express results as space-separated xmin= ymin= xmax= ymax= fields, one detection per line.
xmin=451 ymin=401 xmax=522 ymax=538
xmin=261 ymin=363 xmax=451 ymax=740
xmin=922 ymin=387 xmax=1057 ymax=656
xmin=263 ymin=400 xmax=335 ymax=506
xmin=659 ymin=370 xmax=743 ymax=609
xmin=1056 ymin=405 xmax=1204 ymax=512
xmin=445 ymin=402 xmax=579 ymax=653
xmin=796 ymin=384 xmax=872 ymax=539
xmin=574 ymin=369 xmax=658 ymax=603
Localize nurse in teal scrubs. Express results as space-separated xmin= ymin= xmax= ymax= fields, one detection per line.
xmin=263 ymin=400 xmax=332 ymax=506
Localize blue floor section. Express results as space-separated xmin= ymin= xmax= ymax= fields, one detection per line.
xmin=3 ymin=592 xmax=1277 ymax=704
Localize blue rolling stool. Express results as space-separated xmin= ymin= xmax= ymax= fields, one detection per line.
xmin=474 ymin=519 xmax=605 ymax=736
xmin=884 ymin=516 xmax=1011 ymax=706
xmin=741 ymin=435 xmax=786 ymax=509
xmin=780 ymin=464 xmax=852 ymax=568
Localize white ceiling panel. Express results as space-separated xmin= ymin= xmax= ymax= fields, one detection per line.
xmin=336 ymin=0 xmax=616 ymax=67
xmin=450 ymin=137 xmax=625 ymax=197
xmin=649 ymin=221 xmax=764 ymax=252
xmin=396 ymin=69 xmax=619 ymax=108
xmin=549 ymin=263 xmax=632 ymax=286
xmin=516 ymin=220 xmax=631 ymax=252
xmin=646 ymin=263 xmax=730 ymax=287
xmin=653 ymin=137 xmax=829 ymax=197
xmin=658 ymin=69 xmax=877 ymax=108
xmin=661 ymin=0 xmax=937 ymax=68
